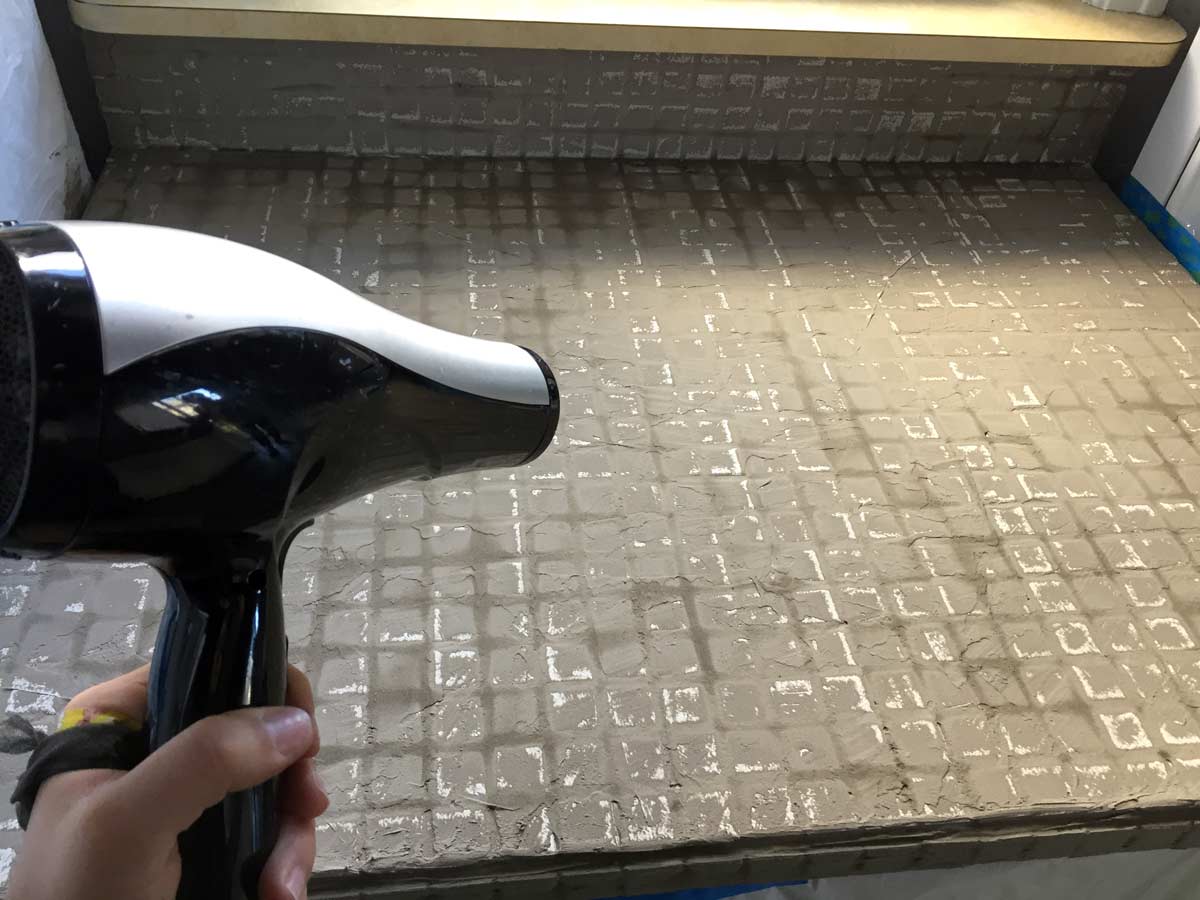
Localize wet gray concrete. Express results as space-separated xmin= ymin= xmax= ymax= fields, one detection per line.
xmin=5 ymin=151 xmax=1200 ymax=894
xmin=83 ymin=35 xmax=1130 ymax=165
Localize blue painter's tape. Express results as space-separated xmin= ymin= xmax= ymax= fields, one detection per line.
xmin=1119 ymin=176 xmax=1200 ymax=282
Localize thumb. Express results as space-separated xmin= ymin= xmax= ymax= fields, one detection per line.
xmin=98 ymin=707 xmax=314 ymax=839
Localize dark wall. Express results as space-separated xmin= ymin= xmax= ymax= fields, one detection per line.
xmin=1095 ymin=0 xmax=1200 ymax=189
xmin=34 ymin=0 xmax=109 ymax=180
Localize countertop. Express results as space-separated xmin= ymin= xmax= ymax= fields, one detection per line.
xmin=3 ymin=150 xmax=1200 ymax=896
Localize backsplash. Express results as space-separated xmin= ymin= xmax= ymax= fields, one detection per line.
xmin=83 ymin=34 xmax=1133 ymax=163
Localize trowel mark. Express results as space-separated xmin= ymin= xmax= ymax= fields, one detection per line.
xmin=696 ymin=791 xmax=738 ymax=837
xmin=1 ymin=584 xmax=28 ymax=616
xmin=537 ymin=806 xmax=559 ymax=852
xmin=1100 ymin=712 xmax=1153 ymax=751
xmin=824 ymin=674 xmax=871 ymax=712
xmin=545 ymin=646 xmax=591 ymax=682
xmin=625 ymin=796 xmax=672 ymax=843
xmin=5 ymin=677 xmax=61 ymax=715
xmin=0 ymin=847 xmax=14 ymax=887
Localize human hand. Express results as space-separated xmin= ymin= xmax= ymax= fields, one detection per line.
xmin=8 ymin=664 xmax=327 ymax=900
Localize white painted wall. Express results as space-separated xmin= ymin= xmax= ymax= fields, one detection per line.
xmin=1132 ymin=34 xmax=1200 ymax=206
xmin=1167 ymin=139 xmax=1200 ymax=236
xmin=0 ymin=0 xmax=91 ymax=221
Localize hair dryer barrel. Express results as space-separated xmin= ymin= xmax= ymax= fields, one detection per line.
xmin=0 ymin=221 xmax=559 ymax=558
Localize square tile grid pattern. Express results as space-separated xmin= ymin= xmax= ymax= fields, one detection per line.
xmin=84 ymin=35 xmax=1131 ymax=165
xmin=4 ymin=151 xmax=1200 ymax=892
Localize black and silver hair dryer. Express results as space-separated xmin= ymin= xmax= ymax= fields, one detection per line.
xmin=0 ymin=221 xmax=559 ymax=898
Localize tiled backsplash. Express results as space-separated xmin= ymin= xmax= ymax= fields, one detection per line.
xmin=84 ymin=34 xmax=1133 ymax=162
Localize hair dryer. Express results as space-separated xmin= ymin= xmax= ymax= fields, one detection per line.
xmin=0 ymin=221 xmax=559 ymax=898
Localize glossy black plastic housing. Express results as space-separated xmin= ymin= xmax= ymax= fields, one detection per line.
xmin=82 ymin=328 xmax=558 ymax=555
xmin=93 ymin=329 xmax=556 ymax=900
xmin=0 ymin=222 xmax=560 ymax=900
xmin=152 ymin=551 xmax=287 ymax=900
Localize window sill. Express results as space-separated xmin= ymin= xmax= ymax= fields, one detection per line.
xmin=70 ymin=0 xmax=1185 ymax=67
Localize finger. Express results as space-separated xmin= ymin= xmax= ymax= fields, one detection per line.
xmin=278 ymin=758 xmax=328 ymax=820
xmin=96 ymin=706 xmax=314 ymax=839
xmin=286 ymin=665 xmax=319 ymax=758
xmin=25 ymin=770 xmax=123 ymax=831
xmin=259 ymin=815 xmax=315 ymax=900
xmin=62 ymin=664 xmax=151 ymax=724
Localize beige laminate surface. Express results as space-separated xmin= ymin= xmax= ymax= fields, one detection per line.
xmin=70 ymin=0 xmax=1185 ymax=66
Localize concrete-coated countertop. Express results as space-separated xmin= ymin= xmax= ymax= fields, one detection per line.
xmin=4 ymin=150 xmax=1200 ymax=896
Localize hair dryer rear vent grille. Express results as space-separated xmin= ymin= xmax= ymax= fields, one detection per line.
xmin=0 ymin=245 xmax=32 ymax=533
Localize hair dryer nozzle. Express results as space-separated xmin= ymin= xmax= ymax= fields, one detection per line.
xmin=0 ymin=224 xmax=103 ymax=558
xmin=521 ymin=347 xmax=560 ymax=465
xmin=0 ymin=244 xmax=33 ymax=537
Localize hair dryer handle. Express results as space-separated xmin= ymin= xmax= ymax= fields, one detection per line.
xmin=146 ymin=543 xmax=288 ymax=900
